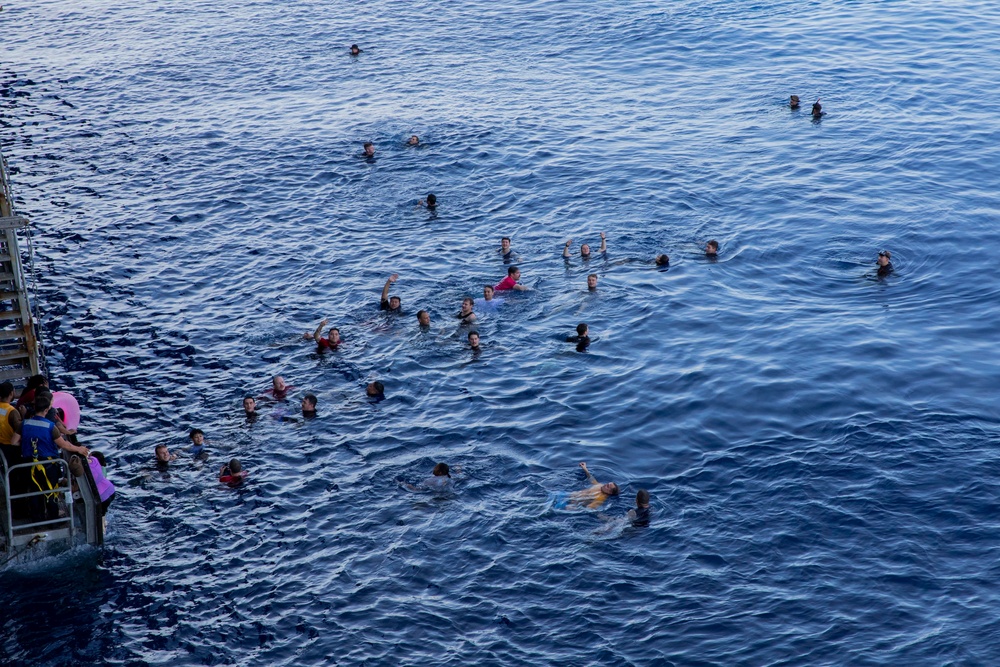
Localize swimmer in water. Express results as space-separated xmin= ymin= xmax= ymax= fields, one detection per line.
xmin=269 ymin=375 xmax=292 ymax=401
xmin=403 ymin=462 xmax=454 ymax=492
xmin=790 ymin=94 xmax=800 ymax=109
xmin=587 ymin=273 xmax=598 ymax=291
xmin=812 ymin=99 xmax=823 ymax=118
xmin=408 ymin=135 xmax=419 ymax=146
xmin=155 ymin=444 xmax=178 ymax=465
xmin=456 ymin=297 xmax=478 ymax=325
xmin=876 ymin=250 xmax=893 ymax=277
xmin=350 ymin=44 xmax=362 ymax=56
xmin=362 ymin=141 xmax=375 ymax=158
xmin=628 ymin=489 xmax=651 ymax=527
xmin=219 ymin=459 xmax=247 ymax=488
xmin=655 ymin=254 xmax=670 ymax=267
xmin=380 ymin=273 xmax=402 ymax=312
xmin=495 ymin=266 xmax=529 ymax=292
xmin=189 ymin=428 xmax=207 ymax=460
xmin=475 ymin=284 xmax=505 ymax=312
xmin=564 ymin=232 xmax=607 ymax=260
xmin=243 ymin=396 xmax=257 ymax=417
xmin=417 ymin=310 xmax=431 ymax=328
xmin=366 ymin=381 xmax=385 ymax=401
xmin=301 ymin=394 xmax=317 ymax=418
xmin=705 ymin=239 xmax=719 ymax=257
xmin=308 ymin=318 xmax=341 ymax=350
xmin=554 ymin=462 xmax=619 ymax=510
xmin=498 ymin=236 xmax=514 ymax=262
xmin=567 ymin=322 xmax=590 ymax=352
xmin=418 ymin=193 xmax=437 ymax=210
xmin=468 ymin=330 xmax=481 ymax=351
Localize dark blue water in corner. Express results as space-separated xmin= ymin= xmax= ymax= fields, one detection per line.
xmin=3 ymin=0 xmax=1000 ymax=664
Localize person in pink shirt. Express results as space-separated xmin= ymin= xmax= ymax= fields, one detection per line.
xmin=495 ymin=266 xmax=529 ymax=292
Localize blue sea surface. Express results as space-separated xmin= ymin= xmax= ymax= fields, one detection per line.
xmin=3 ymin=0 xmax=1000 ymax=664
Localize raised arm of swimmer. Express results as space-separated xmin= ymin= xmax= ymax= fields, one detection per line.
xmin=579 ymin=461 xmax=599 ymax=486
xmin=381 ymin=274 xmax=398 ymax=304
xmin=563 ymin=239 xmax=573 ymax=258
xmin=599 ymin=231 xmax=607 ymax=254
xmin=314 ymin=318 xmax=328 ymax=343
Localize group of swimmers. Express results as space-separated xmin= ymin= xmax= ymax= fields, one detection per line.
xmin=146 ymin=60 xmax=897 ymax=525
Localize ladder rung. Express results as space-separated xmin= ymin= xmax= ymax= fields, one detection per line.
xmin=0 ymin=366 xmax=32 ymax=381
xmin=0 ymin=328 xmax=28 ymax=341
xmin=0 ymin=311 xmax=22 ymax=322
xmin=0 ymin=349 xmax=31 ymax=363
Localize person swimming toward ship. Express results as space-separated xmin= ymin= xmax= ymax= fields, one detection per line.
xmin=550 ymin=462 xmax=619 ymax=510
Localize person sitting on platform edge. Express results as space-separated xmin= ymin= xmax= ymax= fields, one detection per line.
xmin=381 ymin=273 xmax=402 ymax=312
xmin=495 ymin=266 xmax=529 ymax=292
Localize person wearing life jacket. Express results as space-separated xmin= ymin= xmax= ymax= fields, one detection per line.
xmin=0 ymin=381 xmax=21 ymax=468
xmin=20 ymin=391 xmax=89 ymax=521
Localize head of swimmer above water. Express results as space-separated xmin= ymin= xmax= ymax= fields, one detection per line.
xmin=600 ymin=482 xmax=619 ymax=496
xmin=243 ymin=396 xmax=256 ymax=414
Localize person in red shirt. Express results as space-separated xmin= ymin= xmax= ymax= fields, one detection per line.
xmin=495 ymin=266 xmax=529 ymax=292
xmin=305 ymin=318 xmax=341 ymax=350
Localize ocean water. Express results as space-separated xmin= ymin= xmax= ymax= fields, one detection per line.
xmin=3 ymin=0 xmax=1000 ymax=664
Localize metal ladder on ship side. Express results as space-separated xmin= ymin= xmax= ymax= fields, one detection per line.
xmin=0 ymin=149 xmax=42 ymax=386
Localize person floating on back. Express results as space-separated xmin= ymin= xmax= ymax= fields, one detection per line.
xmin=876 ymin=250 xmax=894 ymax=278
xmin=219 ymin=459 xmax=247 ymax=488
xmin=380 ymin=273 xmax=402 ymax=312
xmin=495 ymin=265 xmax=529 ymax=292
xmin=551 ymin=462 xmax=619 ymax=510
xmin=628 ymin=489 xmax=651 ymax=527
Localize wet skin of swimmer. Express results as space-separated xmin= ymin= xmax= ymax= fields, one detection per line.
xmin=301 ymin=394 xmax=317 ymax=417
xmin=417 ymin=310 xmax=431 ymax=328
xmin=655 ymin=254 xmax=670 ymax=267
xmin=243 ymin=396 xmax=256 ymax=416
xmin=350 ymin=44 xmax=362 ymax=56
xmin=408 ymin=135 xmax=419 ymax=145
xmin=366 ymin=381 xmax=385 ymax=400
xmin=457 ymin=297 xmax=477 ymax=325
xmin=876 ymin=250 xmax=894 ymax=277
xmin=705 ymin=239 xmax=719 ymax=257
xmin=468 ymin=331 xmax=481 ymax=350
xmin=363 ymin=142 xmax=375 ymax=157
xmin=587 ymin=274 xmax=598 ymax=291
